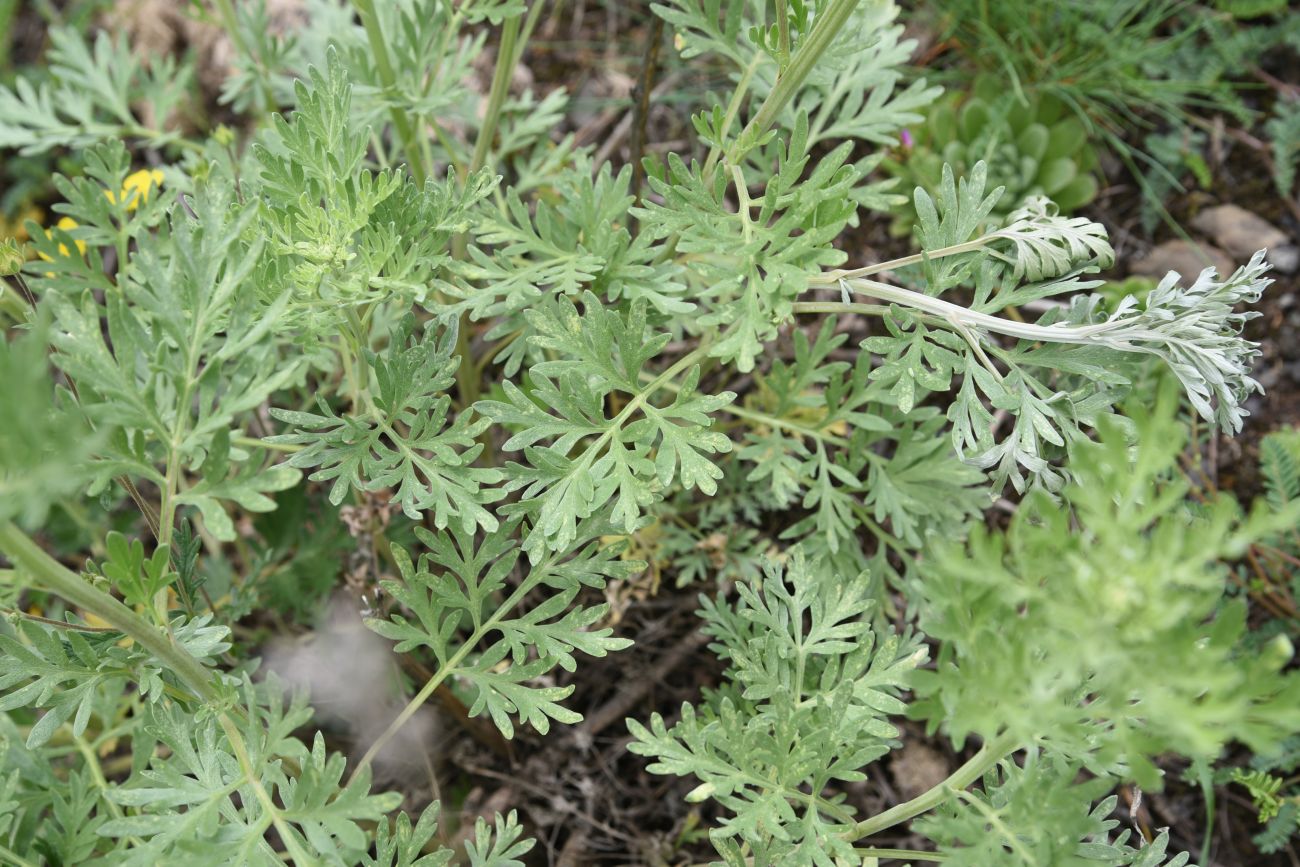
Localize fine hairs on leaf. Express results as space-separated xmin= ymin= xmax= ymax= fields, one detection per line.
xmin=0 ymin=0 xmax=1290 ymax=864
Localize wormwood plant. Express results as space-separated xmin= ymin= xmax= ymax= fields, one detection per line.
xmin=1219 ymin=428 xmax=1300 ymax=857
xmin=0 ymin=0 xmax=1295 ymax=864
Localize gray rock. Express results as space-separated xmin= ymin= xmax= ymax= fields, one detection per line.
xmin=1191 ymin=204 xmax=1290 ymax=260
xmin=1268 ymin=244 xmax=1299 ymax=274
xmin=1129 ymin=240 xmax=1236 ymax=281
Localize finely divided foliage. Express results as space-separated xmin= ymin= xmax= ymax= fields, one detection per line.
xmin=0 ymin=0 xmax=1292 ymax=865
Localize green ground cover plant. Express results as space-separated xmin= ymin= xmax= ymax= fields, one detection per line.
xmin=0 ymin=1 xmax=1296 ymax=864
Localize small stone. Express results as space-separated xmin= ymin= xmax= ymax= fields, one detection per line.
xmin=1191 ymin=204 xmax=1290 ymax=260
xmin=891 ymin=740 xmax=950 ymax=799
xmin=1129 ymin=240 xmax=1235 ymax=281
xmin=1268 ymin=244 xmax=1299 ymax=275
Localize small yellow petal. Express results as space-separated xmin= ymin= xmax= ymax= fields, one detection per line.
xmin=119 ymin=168 xmax=164 ymax=212
xmin=82 ymin=610 xmax=111 ymax=629
xmin=0 ymin=204 xmax=43 ymax=242
xmin=40 ymin=216 xmax=86 ymax=261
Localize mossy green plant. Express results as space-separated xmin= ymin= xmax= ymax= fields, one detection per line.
xmin=884 ymin=76 xmax=1102 ymax=235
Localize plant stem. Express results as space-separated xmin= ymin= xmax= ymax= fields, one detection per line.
xmin=657 ymin=0 xmax=858 ymax=267
xmin=725 ymin=0 xmax=862 ymax=164
xmin=856 ymin=849 xmax=947 ymax=863
xmin=516 ymin=0 xmax=548 ymax=77
xmin=774 ymin=0 xmax=791 ymax=64
xmin=701 ymin=53 xmax=764 ymax=180
xmin=0 ymin=523 xmax=220 ymax=702
xmin=0 ymin=0 xmax=16 ymax=72
xmin=0 ymin=523 xmax=324 ymax=861
xmin=851 ymin=732 xmax=1020 ymax=840
xmin=353 ymin=0 xmax=428 ymax=185
xmin=211 ymin=0 xmax=276 ymax=113
xmin=72 ymin=733 xmax=136 ymax=834
xmin=218 ymin=713 xmax=313 ymax=863
xmin=233 ymin=435 xmax=302 ymax=454
xmin=640 ymin=369 xmax=850 ymax=447
xmin=0 ymin=606 xmax=119 ymax=633
xmin=352 ymin=337 xmax=717 ymax=781
xmin=453 ymin=6 xmax=529 ymax=405
xmin=0 ymin=842 xmax=37 ymax=867
xmin=349 ymin=544 xmax=564 ymax=781
xmin=809 ymin=238 xmax=995 ymax=284
xmin=467 ymin=9 xmax=523 ymax=179
xmin=849 ymin=502 xmax=914 ymax=562
xmin=793 ymin=282 xmax=1128 ymax=345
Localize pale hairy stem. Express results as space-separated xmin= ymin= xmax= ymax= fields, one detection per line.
xmin=467 ymin=10 xmax=523 ymax=179
xmin=851 ymin=732 xmax=1021 ymax=840
xmin=774 ymin=0 xmax=791 ymax=62
xmin=0 ymin=522 xmax=316 ymax=864
xmin=353 ymin=0 xmax=428 ymax=184
xmin=701 ymin=53 xmax=764 ymax=181
xmin=453 ymin=6 xmax=530 ymax=404
xmin=808 ymin=237 xmax=996 ymax=284
xmin=793 ymin=278 xmax=1144 ymax=345
xmin=0 ymin=524 xmax=218 ymax=702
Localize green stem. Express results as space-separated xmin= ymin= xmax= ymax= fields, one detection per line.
xmin=851 ymin=732 xmax=1020 ymax=840
xmin=0 ymin=524 xmax=323 ymax=862
xmin=467 ymin=9 xmax=523 ymax=178
xmin=72 ymin=733 xmax=139 ymax=844
xmin=849 ymin=502 xmax=914 ymax=563
xmin=642 ymin=370 xmax=850 ymax=447
xmin=809 ymin=237 xmax=995 ymax=285
xmin=692 ymin=846 xmax=945 ymax=867
xmin=211 ymin=0 xmax=276 ymax=112
xmin=775 ymin=0 xmax=791 ymax=65
xmin=0 ymin=842 xmax=37 ymax=867
xmin=352 ymin=337 xmax=717 ymax=781
xmin=0 ymin=523 xmax=219 ymax=703
xmin=516 ymin=0 xmax=547 ymax=65
xmin=219 ymin=714 xmax=313 ymax=863
xmin=0 ymin=0 xmax=16 ymax=72
xmin=353 ymin=0 xmax=428 ymax=184
xmin=954 ymin=787 xmax=1034 ymax=860
xmin=657 ymin=0 xmax=858 ymax=268
xmin=725 ymin=0 xmax=862 ymax=164
xmin=233 ymin=435 xmax=303 ymax=454
xmin=0 ymin=606 xmax=119 ymax=633
xmin=856 ymin=849 xmax=947 ymax=863
xmin=452 ymin=7 xmax=529 ymax=405
xmin=600 ymin=342 xmax=715 ymax=451
xmin=349 ymin=544 xmax=565 ymax=781
xmin=701 ymin=53 xmax=764 ymax=180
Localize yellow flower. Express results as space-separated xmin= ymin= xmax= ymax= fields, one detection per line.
xmin=39 ymin=216 xmax=87 ymax=262
xmin=0 ymin=203 xmax=43 ymax=242
xmin=105 ymin=168 xmax=164 ymax=211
